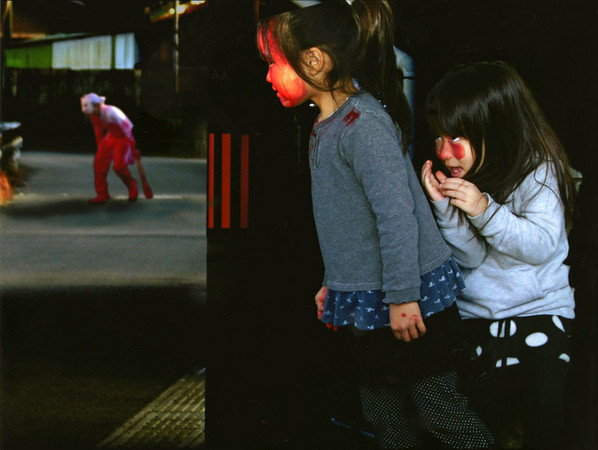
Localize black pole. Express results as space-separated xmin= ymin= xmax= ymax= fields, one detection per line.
xmin=0 ymin=0 xmax=13 ymax=122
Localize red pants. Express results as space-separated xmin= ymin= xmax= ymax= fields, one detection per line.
xmin=94 ymin=134 xmax=140 ymax=197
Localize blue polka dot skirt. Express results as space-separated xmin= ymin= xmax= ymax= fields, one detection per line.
xmin=321 ymin=256 xmax=465 ymax=330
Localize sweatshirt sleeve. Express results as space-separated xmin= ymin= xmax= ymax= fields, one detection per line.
xmin=432 ymin=197 xmax=489 ymax=269
xmin=342 ymin=113 xmax=421 ymax=304
xmin=469 ymin=164 xmax=565 ymax=264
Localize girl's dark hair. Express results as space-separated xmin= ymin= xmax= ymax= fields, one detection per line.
xmin=257 ymin=0 xmax=411 ymax=151
xmin=426 ymin=60 xmax=575 ymax=227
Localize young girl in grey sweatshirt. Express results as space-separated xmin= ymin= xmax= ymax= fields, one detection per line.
xmin=422 ymin=60 xmax=576 ymax=449
xmin=258 ymin=1 xmax=494 ymax=448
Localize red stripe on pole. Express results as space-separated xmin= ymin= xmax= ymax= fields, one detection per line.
xmin=221 ymin=133 xmax=231 ymax=229
xmin=240 ymin=134 xmax=249 ymax=228
xmin=208 ymin=133 xmax=215 ymax=229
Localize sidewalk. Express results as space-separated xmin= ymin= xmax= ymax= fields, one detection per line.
xmin=97 ymin=368 xmax=205 ymax=449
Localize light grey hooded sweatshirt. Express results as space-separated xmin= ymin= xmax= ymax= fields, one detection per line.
xmin=431 ymin=162 xmax=575 ymax=320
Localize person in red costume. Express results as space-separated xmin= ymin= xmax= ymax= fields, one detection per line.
xmin=81 ymin=93 xmax=153 ymax=204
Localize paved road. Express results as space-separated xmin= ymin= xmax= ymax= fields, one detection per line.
xmin=0 ymin=151 xmax=207 ymax=449
xmin=0 ymin=151 xmax=206 ymax=291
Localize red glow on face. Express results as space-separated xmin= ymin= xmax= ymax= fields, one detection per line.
xmin=436 ymin=138 xmax=466 ymax=160
xmin=260 ymin=27 xmax=308 ymax=108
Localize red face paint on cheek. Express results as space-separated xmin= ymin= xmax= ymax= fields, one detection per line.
xmin=449 ymin=141 xmax=466 ymax=160
xmin=436 ymin=139 xmax=466 ymax=160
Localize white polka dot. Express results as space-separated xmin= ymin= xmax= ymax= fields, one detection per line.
xmin=507 ymin=320 xmax=517 ymax=336
xmin=489 ymin=321 xmax=500 ymax=337
xmin=489 ymin=320 xmax=517 ymax=337
xmin=559 ymin=353 xmax=571 ymax=363
xmin=525 ymin=332 xmax=549 ymax=347
xmin=552 ymin=315 xmax=565 ymax=333
xmin=496 ymin=357 xmax=520 ymax=367
xmin=475 ymin=346 xmax=483 ymax=357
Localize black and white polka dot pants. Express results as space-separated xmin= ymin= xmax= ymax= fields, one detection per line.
xmin=359 ymin=370 xmax=495 ymax=449
xmin=460 ymin=315 xmax=572 ymax=449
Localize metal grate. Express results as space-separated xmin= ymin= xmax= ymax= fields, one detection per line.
xmin=97 ymin=367 xmax=205 ymax=449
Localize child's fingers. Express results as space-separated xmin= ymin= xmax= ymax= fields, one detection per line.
xmin=416 ymin=318 xmax=427 ymax=336
xmin=440 ymin=177 xmax=479 ymax=193
xmin=420 ymin=161 xmax=431 ymax=182
xmin=393 ymin=322 xmax=423 ymax=342
xmin=315 ymin=300 xmax=325 ymax=320
xmin=407 ymin=324 xmax=420 ymax=341
xmin=391 ymin=326 xmax=412 ymax=342
xmin=440 ymin=186 xmax=468 ymax=201
xmin=435 ymin=170 xmax=448 ymax=183
xmin=314 ymin=286 xmax=328 ymax=302
xmin=421 ymin=163 xmax=447 ymax=201
xmin=315 ymin=287 xmax=327 ymax=319
xmin=422 ymin=175 xmax=434 ymax=193
xmin=423 ymin=161 xmax=441 ymax=183
xmin=439 ymin=177 xmax=463 ymax=189
xmin=440 ymin=179 xmax=474 ymax=199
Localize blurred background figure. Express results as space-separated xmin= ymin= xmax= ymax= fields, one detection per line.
xmin=81 ymin=92 xmax=153 ymax=204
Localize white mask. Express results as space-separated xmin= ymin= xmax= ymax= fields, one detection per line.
xmin=80 ymin=93 xmax=105 ymax=115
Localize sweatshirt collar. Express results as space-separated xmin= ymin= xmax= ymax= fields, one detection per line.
xmin=314 ymin=90 xmax=363 ymax=131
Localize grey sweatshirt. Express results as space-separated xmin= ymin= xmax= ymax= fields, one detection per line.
xmin=432 ymin=162 xmax=575 ymax=320
xmin=310 ymin=90 xmax=451 ymax=304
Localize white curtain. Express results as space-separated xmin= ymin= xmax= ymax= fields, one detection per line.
xmin=52 ymin=33 xmax=137 ymax=70
xmin=114 ymin=34 xmax=137 ymax=70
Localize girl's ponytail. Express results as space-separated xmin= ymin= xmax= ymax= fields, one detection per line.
xmin=350 ymin=0 xmax=412 ymax=149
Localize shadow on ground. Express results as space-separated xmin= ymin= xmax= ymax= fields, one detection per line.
xmin=1 ymin=285 xmax=206 ymax=450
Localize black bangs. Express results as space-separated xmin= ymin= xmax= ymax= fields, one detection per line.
xmin=426 ymin=67 xmax=494 ymax=152
xmin=427 ymin=94 xmax=474 ymax=141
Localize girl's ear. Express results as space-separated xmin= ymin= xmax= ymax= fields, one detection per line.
xmin=303 ymin=47 xmax=328 ymax=76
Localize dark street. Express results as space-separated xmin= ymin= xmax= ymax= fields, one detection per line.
xmin=1 ymin=285 xmax=205 ymax=449
xmin=1 ymin=151 xmax=206 ymax=449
